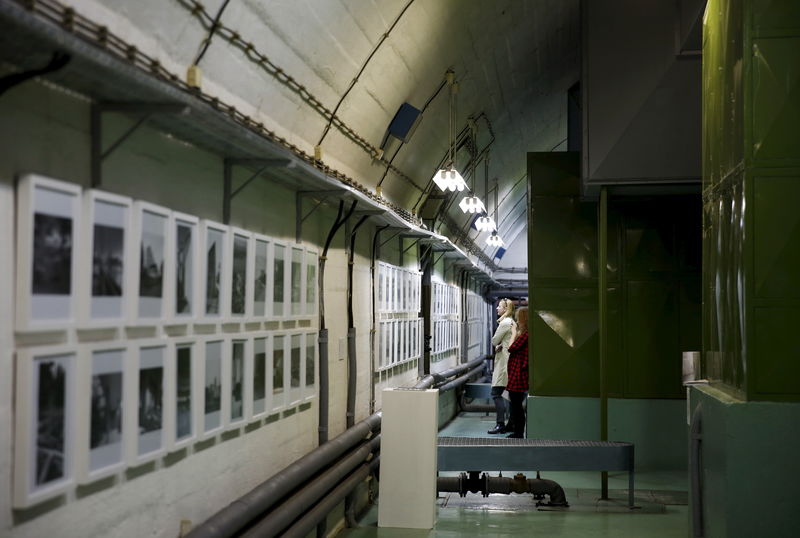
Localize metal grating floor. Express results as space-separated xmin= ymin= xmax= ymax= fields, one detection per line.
xmin=438 ymin=436 xmax=633 ymax=448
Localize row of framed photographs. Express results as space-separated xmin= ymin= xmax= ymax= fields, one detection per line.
xmin=13 ymin=331 xmax=317 ymax=508
xmin=15 ymin=174 xmax=318 ymax=332
xmin=378 ymin=318 xmax=423 ymax=370
xmin=432 ymin=279 xmax=460 ymax=317
xmin=376 ymin=262 xmax=421 ymax=314
xmin=466 ymin=290 xmax=485 ymax=320
xmin=431 ymin=319 xmax=460 ymax=355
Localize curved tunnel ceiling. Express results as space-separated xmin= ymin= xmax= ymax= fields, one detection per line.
xmin=66 ymin=0 xmax=580 ymax=266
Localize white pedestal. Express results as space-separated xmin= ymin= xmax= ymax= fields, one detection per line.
xmin=377 ymin=388 xmax=439 ymax=529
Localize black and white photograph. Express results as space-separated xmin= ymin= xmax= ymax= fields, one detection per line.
xmin=32 ymin=212 xmax=72 ymax=296
xmin=205 ymin=229 xmax=223 ymax=315
xmin=291 ymin=248 xmax=302 ymax=314
xmin=253 ymin=338 xmax=266 ymax=415
xmin=254 ymin=240 xmax=268 ymax=316
xmin=89 ymin=350 xmax=124 ymax=473
xmin=306 ymin=252 xmax=316 ymax=314
xmin=35 ymin=356 xmax=68 ymax=488
xmin=92 ymin=224 xmax=124 ymax=298
xmin=230 ymin=341 xmax=244 ymax=422
xmin=305 ymin=336 xmax=315 ymax=387
xmin=231 ymin=234 xmax=248 ymax=316
xmin=273 ymin=336 xmax=284 ymax=395
xmin=273 ymin=245 xmax=285 ymax=312
xmin=138 ymin=347 xmax=163 ymax=456
xmin=290 ymin=335 xmax=301 ymax=389
xmin=204 ymin=341 xmax=222 ymax=432
xmin=175 ymin=221 xmax=194 ymax=316
xmin=175 ymin=345 xmax=192 ymax=441
xmin=139 ymin=211 xmax=165 ymax=299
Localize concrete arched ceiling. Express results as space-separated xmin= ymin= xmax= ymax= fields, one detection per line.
xmin=68 ymin=0 xmax=580 ymax=265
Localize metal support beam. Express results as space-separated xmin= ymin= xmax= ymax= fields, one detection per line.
xmin=378 ymin=227 xmax=405 ymax=249
xmin=223 ymin=158 xmax=291 ymax=224
xmin=598 ymin=186 xmax=609 ymax=500
xmin=90 ymin=102 xmax=189 ymax=188
xmin=295 ymin=190 xmax=344 ymax=242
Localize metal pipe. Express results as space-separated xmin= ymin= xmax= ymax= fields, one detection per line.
xmin=436 ymin=473 xmax=568 ymax=507
xmin=437 ymin=364 xmax=484 ymax=393
xmin=347 ymin=215 xmax=370 ymax=429
xmin=241 ymin=436 xmax=380 ymax=538
xmin=185 ymin=413 xmax=381 ymax=538
xmin=414 ymin=355 xmax=486 ymax=390
xmin=280 ymin=458 xmax=381 ymax=538
xmin=369 ymin=225 xmax=390 ymax=415
xmin=599 ymin=186 xmax=608 ymax=499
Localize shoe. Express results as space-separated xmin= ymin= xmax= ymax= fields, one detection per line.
xmin=487 ymin=423 xmax=506 ymax=434
xmin=506 ymin=433 xmax=523 ymax=438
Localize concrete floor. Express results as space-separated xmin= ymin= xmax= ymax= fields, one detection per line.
xmin=340 ymin=413 xmax=688 ymax=537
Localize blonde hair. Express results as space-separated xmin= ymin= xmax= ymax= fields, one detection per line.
xmin=499 ymin=298 xmax=515 ymax=320
xmin=515 ymin=307 xmax=528 ymax=334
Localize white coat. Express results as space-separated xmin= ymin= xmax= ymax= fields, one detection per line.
xmin=491 ymin=316 xmax=515 ymax=387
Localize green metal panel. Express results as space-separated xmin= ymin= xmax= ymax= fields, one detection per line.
xmin=753 ymin=175 xmax=800 ymax=298
xmin=754 ymin=307 xmax=800 ymax=395
xmin=530 ymin=197 xmax=598 ymax=281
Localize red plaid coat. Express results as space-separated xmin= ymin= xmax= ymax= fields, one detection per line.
xmin=506 ymin=331 xmax=529 ymax=392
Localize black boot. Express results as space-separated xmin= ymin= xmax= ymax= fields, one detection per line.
xmin=488 ymin=423 xmax=506 ymax=434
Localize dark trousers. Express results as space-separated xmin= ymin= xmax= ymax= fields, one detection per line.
xmin=491 ymin=386 xmax=506 ymax=424
xmin=508 ymin=390 xmax=527 ymax=436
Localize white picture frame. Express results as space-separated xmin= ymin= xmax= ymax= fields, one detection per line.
xmin=13 ymin=345 xmax=77 ymax=508
xmin=289 ymin=245 xmax=306 ymax=319
xmin=15 ymin=174 xmax=82 ymax=331
xmin=170 ymin=212 xmax=200 ymax=323
xmin=305 ymin=249 xmax=318 ymax=318
xmin=199 ymin=220 xmax=229 ymax=323
xmin=76 ymin=343 xmax=128 ymax=484
xmin=270 ymin=333 xmax=288 ymax=412
xmin=228 ymin=228 xmax=253 ymax=321
xmin=377 ymin=263 xmax=385 ymax=313
xmin=165 ymin=340 xmax=198 ymax=451
xmin=271 ymin=241 xmax=289 ymax=319
xmin=199 ymin=337 xmax=226 ymax=439
xmin=250 ymin=334 xmax=271 ymax=420
xmin=287 ymin=332 xmax=304 ymax=406
xmin=252 ymin=234 xmax=271 ymax=320
xmin=128 ymin=201 xmax=171 ymax=324
xmin=127 ymin=340 xmax=167 ymax=465
xmin=227 ymin=337 xmax=249 ymax=428
xmin=78 ymin=190 xmax=132 ymax=327
xmin=304 ymin=332 xmax=317 ymax=401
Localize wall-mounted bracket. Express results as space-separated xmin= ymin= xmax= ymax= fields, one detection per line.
xmin=296 ymin=189 xmax=344 ymax=243
xmin=378 ymin=227 xmax=406 ymax=249
xmin=91 ymin=102 xmax=189 ymax=188
xmin=223 ymin=157 xmax=291 ymax=224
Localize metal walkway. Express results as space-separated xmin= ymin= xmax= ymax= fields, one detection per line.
xmin=438 ymin=437 xmax=636 ymax=507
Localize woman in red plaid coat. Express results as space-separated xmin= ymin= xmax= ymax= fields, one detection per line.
xmin=506 ymin=307 xmax=529 ymax=438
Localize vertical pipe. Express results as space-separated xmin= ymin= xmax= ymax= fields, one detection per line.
xmin=370 ymin=225 xmax=389 ymax=414
xmin=599 ymin=186 xmax=608 ymax=499
xmin=420 ymin=244 xmax=433 ymax=377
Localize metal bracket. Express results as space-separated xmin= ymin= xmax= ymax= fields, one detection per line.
xmin=433 ymin=251 xmax=447 ymax=267
xmin=223 ymin=158 xmax=291 ymax=224
xmin=91 ymin=102 xmax=189 ymax=188
xmin=295 ymin=189 xmax=344 ymax=242
xmin=378 ymin=227 xmax=405 ymax=248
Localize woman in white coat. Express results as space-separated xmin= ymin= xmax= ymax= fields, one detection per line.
xmin=488 ymin=298 xmax=516 ymax=434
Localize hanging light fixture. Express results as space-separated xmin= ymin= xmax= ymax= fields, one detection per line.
xmin=432 ymin=71 xmax=467 ymax=192
xmin=474 ymin=151 xmax=496 ymax=231
xmin=485 ymin=177 xmax=504 ymax=247
xmin=460 ymin=119 xmax=485 ymax=214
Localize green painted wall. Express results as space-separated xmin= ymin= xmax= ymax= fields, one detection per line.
xmin=528 ymin=396 xmax=688 ymax=471
xmin=703 ymin=0 xmax=800 ymax=401
xmin=528 ymin=153 xmax=701 ymax=400
xmin=689 ymin=385 xmax=800 ymax=537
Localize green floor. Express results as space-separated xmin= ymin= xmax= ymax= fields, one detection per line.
xmin=340 ymin=413 xmax=688 ymax=537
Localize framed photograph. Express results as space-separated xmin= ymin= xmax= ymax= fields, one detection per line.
xmin=79 ymin=190 xmax=131 ymax=326
xmin=228 ymin=228 xmax=252 ymax=320
xmin=270 ymin=333 xmax=287 ymax=412
xmin=170 ymin=212 xmax=200 ymax=323
xmin=128 ymin=202 xmax=170 ymax=323
xmin=271 ymin=241 xmax=288 ymax=319
xmin=165 ymin=341 xmax=197 ymax=450
xmin=251 ymin=334 xmax=270 ymax=420
xmin=200 ymin=338 xmax=225 ymax=438
xmin=200 ymin=220 xmax=229 ymax=322
xmin=227 ymin=338 xmax=248 ymax=427
xmin=399 ymin=320 xmax=406 ymax=363
xmin=304 ymin=332 xmax=317 ymax=401
xmin=288 ymin=333 xmax=303 ymax=406
xmin=252 ymin=235 xmax=271 ymax=319
xmin=377 ymin=263 xmax=385 ymax=313
xmin=13 ymin=345 xmax=76 ymax=507
xmin=305 ymin=249 xmax=318 ymax=318
xmin=128 ymin=341 xmax=166 ymax=464
xmin=76 ymin=344 xmax=127 ymax=483
xmin=289 ymin=246 xmax=305 ymax=318
xmin=15 ymin=174 xmax=82 ymax=331
xmin=385 ymin=321 xmax=394 ymax=366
